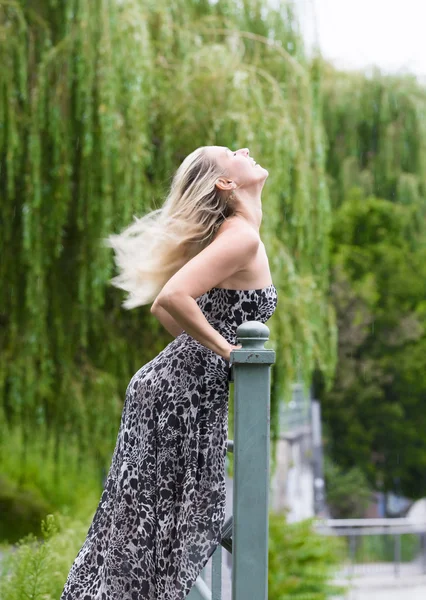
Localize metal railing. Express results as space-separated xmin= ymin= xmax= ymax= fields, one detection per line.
xmin=315 ymin=518 xmax=426 ymax=578
xmin=188 ymin=321 xmax=275 ymax=600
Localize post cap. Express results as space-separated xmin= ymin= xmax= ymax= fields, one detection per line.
xmin=236 ymin=321 xmax=270 ymax=349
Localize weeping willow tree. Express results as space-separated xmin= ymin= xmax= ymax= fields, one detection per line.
xmin=0 ymin=0 xmax=334 ymax=492
xmin=318 ymin=63 xmax=426 ymax=499
xmin=321 ymin=62 xmax=426 ymax=211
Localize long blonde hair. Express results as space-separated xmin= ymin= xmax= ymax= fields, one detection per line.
xmin=103 ymin=146 xmax=235 ymax=309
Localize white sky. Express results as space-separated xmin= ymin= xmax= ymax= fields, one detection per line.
xmin=295 ymin=0 xmax=426 ymax=81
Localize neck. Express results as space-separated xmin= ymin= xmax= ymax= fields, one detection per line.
xmin=233 ymin=185 xmax=263 ymax=232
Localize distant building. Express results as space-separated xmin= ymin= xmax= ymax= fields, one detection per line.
xmin=270 ymin=384 xmax=326 ymax=521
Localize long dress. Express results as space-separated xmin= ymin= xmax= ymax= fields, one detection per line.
xmin=60 ymin=283 xmax=278 ymax=600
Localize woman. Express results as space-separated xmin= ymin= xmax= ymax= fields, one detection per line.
xmin=60 ymin=145 xmax=278 ymax=600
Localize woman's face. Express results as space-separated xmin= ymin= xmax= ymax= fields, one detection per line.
xmin=207 ymin=146 xmax=269 ymax=189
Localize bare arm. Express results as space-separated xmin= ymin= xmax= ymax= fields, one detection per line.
xmin=151 ymin=220 xmax=260 ymax=360
xmin=150 ymin=303 xmax=184 ymax=338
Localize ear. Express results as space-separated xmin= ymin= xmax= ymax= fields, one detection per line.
xmin=215 ymin=177 xmax=237 ymax=192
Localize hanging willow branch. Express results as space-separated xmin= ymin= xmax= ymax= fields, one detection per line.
xmin=321 ymin=62 xmax=426 ymax=211
xmin=0 ymin=0 xmax=334 ymax=478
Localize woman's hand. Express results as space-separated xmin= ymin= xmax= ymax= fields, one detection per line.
xmin=222 ymin=343 xmax=242 ymax=362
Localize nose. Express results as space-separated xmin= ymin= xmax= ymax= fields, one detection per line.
xmin=239 ymin=148 xmax=249 ymax=157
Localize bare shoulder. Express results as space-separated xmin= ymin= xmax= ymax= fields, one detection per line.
xmin=213 ymin=216 xmax=260 ymax=247
xmin=155 ymin=216 xmax=261 ymax=301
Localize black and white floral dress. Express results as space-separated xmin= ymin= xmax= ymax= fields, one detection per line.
xmin=60 ymin=284 xmax=278 ymax=600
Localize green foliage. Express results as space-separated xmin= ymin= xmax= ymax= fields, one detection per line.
xmin=0 ymin=510 xmax=346 ymax=600
xmin=0 ymin=0 xmax=334 ymax=521
xmin=321 ymin=64 xmax=426 ymax=212
xmin=0 ymin=512 xmax=92 ymax=600
xmin=351 ymin=534 xmax=419 ymax=564
xmin=320 ymin=65 xmax=426 ymax=499
xmin=0 ymin=421 xmax=103 ymax=540
xmin=321 ymin=189 xmax=426 ymax=497
xmin=324 ymin=457 xmax=372 ymax=519
xmin=320 ymin=66 xmax=426 ymax=498
xmin=0 ymin=474 xmax=54 ymax=544
xmin=268 ymin=513 xmax=346 ymax=600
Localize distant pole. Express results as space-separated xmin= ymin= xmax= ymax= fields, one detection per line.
xmin=421 ymin=533 xmax=426 ymax=574
xmin=394 ymin=534 xmax=401 ymax=577
xmin=231 ymin=321 xmax=275 ymax=600
xmin=312 ymin=399 xmax=326 ymax=515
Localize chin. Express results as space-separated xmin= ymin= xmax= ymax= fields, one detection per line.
xmin=258 ymin=165 xmax=269 ymax=179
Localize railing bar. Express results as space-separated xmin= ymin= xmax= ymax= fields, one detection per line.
xmin=394 ymin=534 xmax=401 ymax=578
xmin=318 ymin=518 xmax=426 ymax=527
xmin=220 ymin=516 xmax=233 ymax=554
xmin=421 ymin=532 xmax=426 ymax=574
xmin=317 ymin=526 xmax=426 ymax=536
xmin=349 ymin=535 xmax=356 ymax=575
xmin=212 ymin=544 xmax=222 ymax=600
xmin=192 ymin=576 xmax=212 ymax=600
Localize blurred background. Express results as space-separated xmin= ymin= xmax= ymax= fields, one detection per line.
xmin=1 ymin=1 xmax=426 ymax=598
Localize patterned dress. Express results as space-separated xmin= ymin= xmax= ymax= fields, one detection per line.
xmin=60 ymin=283 xmax=278 ymax=600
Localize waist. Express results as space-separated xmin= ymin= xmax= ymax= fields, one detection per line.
xmin=177 ymin=325 xmax=237 ymax=346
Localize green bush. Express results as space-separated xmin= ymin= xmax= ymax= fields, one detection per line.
xmin=0 ymin=425 xmax=105 ymax=544
xmin=0 ymin=475 xmax=54 ymax=544
xmin=269 ymin=512 xmax=346 ymax=600
xmin=0 ymin=512 xmax=92 ymax=600
xmin=351 ymin=534 xmax=420 ymax=563
xmin=1 ymin=509 xmax=348 ymax=600
xmin=324 ymin=457 xmax=372 ymax=519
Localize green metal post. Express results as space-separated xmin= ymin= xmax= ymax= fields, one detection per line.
xmin=230 ymin=321 xmax=275 ymax=600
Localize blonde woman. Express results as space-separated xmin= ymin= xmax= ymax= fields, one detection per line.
xmin=60 ymin=146 xmax=278 ymax=600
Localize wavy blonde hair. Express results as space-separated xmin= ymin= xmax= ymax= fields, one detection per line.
xmin=103 ymin=146 xmax=236 ymax=309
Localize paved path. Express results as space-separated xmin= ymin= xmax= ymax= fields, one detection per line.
xmin=198 ymin=559 xmax=426 ymax=600
xmin=346 ymin=587 xmax=426 ymax=600
xmin=338 ymin=578 xmax=426 ymax=600
xmin=335 ymin=563 xmax=426 ymax=600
